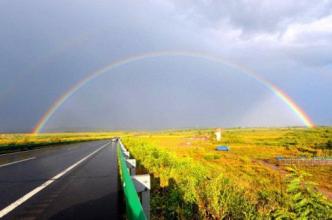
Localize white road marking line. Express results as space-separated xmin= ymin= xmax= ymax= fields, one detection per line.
xmin=0 ymin=157 xmax=36 ymax=168
xmin=0 ymin=142 xmax=110 ymax=218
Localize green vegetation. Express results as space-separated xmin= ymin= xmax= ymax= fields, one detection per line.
xmin=124 ymin=138 xmax=256 ymax=219
xmin=122 ymin=127 xmax=332 ymax=219
xmin=0 ymin=132 xmax=123 ymax=154
xmin=274 ymin=168 xmax=331 ymax=219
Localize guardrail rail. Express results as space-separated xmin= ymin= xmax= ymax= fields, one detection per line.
xmin=117 ymin=139 xmax=150 ymax=220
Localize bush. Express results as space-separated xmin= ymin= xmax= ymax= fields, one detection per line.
xmin=273 ymin=167 xmax=332 ymax=219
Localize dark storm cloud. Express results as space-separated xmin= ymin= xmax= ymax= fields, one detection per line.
xmin=0 ymin=0 xmax=331 ymax=132
xmin=164 ymin=0 xmax=332 ymax=68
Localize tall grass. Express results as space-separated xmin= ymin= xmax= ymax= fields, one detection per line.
xmin=123 ymin=138 xmax=258 ymax=219
xmin=123 ymin=133 xmax=332 ymax=219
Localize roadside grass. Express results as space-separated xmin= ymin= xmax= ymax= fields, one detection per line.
xmin=0 ymin=132 xmax=124 ymax=154
xmin=122 ymin=127 xmax=332 ymax=219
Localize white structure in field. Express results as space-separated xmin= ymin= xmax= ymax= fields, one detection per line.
xmin=215 ymin=128 xmax=222 ymax=141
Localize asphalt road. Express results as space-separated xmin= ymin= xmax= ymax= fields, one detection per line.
xmin=0 ymin=140 xmax=122 ymax=219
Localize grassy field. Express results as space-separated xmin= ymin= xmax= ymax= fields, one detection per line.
xmin=0 ymin=132 xmax=125 ymax=154
xmin=1 ymin=128 xmax=331 ymax=219
xmin=122 ymin=127 xmax=332 ymax=219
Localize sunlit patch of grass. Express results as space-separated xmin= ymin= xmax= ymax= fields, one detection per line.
xmin=0 ymin=132 xmax=125 ymax=153
xmin=122 ymin=127 xmax=332 ymax=219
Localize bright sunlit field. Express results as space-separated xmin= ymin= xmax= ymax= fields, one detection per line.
xmin=122 ymin=127 xmax=332 ymax=219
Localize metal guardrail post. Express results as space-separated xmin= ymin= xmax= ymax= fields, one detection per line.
xmin=126 ymin=159 xmax=137 ymax=175
xmin=132 ymin=175 xmax=151 ymax=220
xmin=123 ymin=150 xmax=130 ymax=159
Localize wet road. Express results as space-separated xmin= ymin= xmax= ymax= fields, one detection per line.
xmin=0 ymin=140 xmax=122 ymax=219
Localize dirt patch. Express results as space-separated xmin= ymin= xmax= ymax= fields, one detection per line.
xmin=319 ymin=187 xmax=332 ymax=200
xmin=259 ymin=159 xmax=287 ymax=174
xmin=184 ymin=136 xmax=209 ymax=141
xmin=180 ymin=136 xmax=209 ymax=146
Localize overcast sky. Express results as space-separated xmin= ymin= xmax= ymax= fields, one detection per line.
xmin=0 ymin=0 xmax=331 ymax=132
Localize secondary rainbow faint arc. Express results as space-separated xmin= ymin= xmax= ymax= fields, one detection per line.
xmin=33 ymin=50 xmax=315 ymax=133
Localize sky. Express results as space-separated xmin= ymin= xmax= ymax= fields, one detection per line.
xmin=0 ymin=0 xmax=331 ymax=132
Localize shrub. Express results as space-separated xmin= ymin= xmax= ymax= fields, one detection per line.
xmin=273 ymin=167 xmax=332 ymax=219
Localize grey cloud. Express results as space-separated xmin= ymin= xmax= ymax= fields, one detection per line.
xmin=284 ymin=45 xmax=332 ymax=66
xmin=166 ymin=0 xmax=332 ymax=35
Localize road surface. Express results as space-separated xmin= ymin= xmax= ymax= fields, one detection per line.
xmin=0 ymin=140 xmax=122 ymax=219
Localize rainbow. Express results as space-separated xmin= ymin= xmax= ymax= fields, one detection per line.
xmin=33 ymin=50 xmax=314 ymax=133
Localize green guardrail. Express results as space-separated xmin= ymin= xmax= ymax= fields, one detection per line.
xmin=117 ymin=143 xmax=146 ymax=220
